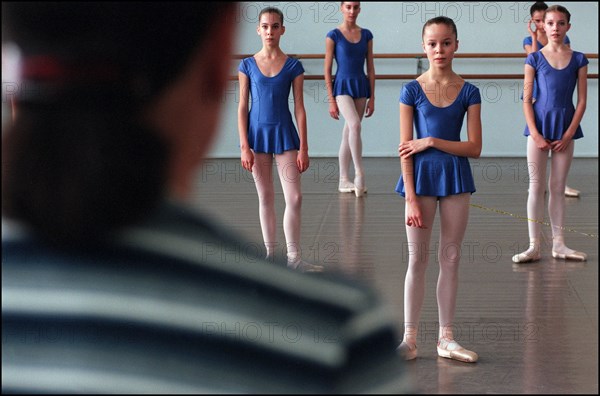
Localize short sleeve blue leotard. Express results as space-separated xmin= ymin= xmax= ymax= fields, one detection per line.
xmin=238 ymin=56 xmax=305 ymax=154
xmin=523 ymin=35 xmax=570 ymax=49
xmin=521 ymin=35 xmax=570 ymax=100
xmin=326 ymin=28 xmax=373 ymax=98
xmin=523 ymin=51 xmax=588 ymax=140
xmin=395 ymin=80 xmax=481 ymax=197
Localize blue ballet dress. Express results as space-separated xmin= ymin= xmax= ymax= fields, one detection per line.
xmin=326 ymin=28 xmax=373 ymax=98
xmin=238 ymin=56 xmax=304 ymax=154
xmin=395 ymin=80 xmax=481 ymax=198
xmin=521 ymin=35 xmax=570 ymax=100
xmin=523 ymin=51 xmax=588 ymax=140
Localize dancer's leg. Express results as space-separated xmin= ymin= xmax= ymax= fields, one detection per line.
xmin=275 ymin=150 xmax=323 ymax=272
xmin=549 ymin=142 xmax=586 ymax=260
xmin=512 ymin=137 xmax=548 ymax=263
xmin=399 ymin=196 xmax=437 ymax=359
xmin=437 ymin=193 xmax=470 ymax=339
xmin=337 ymin=104 xmax=353 ymax=191
xmin=275 ymin=151 xmax=302 ymax=260
xmin=548 ymin=142 xmax=572 ymax=238
xmin=436 ymin=192 xmax=478 ymax=363
xmin=336 ymin=95 xmax=367 ymax=195
xmin=252 ymin=153 xmax=277 ymax=258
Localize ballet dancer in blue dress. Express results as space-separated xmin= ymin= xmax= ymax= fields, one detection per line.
xmin=522 ymin=1 xmax=578 ymax=198
xmin=395 ymin=16 xmax=482 ymax=363
xmin=324 ymin=1 xmax=375 ymax=197
xmin=524 ymin=2 xmax=570 ymax=62
xmin=238 ymin=7 xmax=323 ymax=273
xmin=512 ymin=5 xmax=588 ymax=263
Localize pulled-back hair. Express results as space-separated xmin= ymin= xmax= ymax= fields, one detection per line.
xmin=422 ymin=16 xmax=458 ymax=39
xmin=258 ymin=6 xmax=284 ymax=25
xmin=2 ymin=3 xmax=233 ymax=245
xmin=530 ymin=1 xmax=548 ymax=16
xmin=545 ymin=4 xmax=571 ymax=23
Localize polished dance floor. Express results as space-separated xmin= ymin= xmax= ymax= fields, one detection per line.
xmin=191 ymin=157 xmax=598 ymax=394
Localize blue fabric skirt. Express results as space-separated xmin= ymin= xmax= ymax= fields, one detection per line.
xmin=395 ymin=149 xmax=475 ymax=197
xmin=248 ymin=122 xmax=300 ymax=154
xmin=333 ymin=75 xmax=370 ymax=98
xmin=524 ymin=105 xmax=583 ymax=141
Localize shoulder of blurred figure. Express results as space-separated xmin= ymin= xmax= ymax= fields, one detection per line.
xmin=2 ymin=200 xmax=411 ymax=394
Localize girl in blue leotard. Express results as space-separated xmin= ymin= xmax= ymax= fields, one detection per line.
xmin=524 ymin=2 xmax=570 ymax=56
xmin=238 ymin=7 xmax=322 ymax=273
xmin=512 ymin=5 xmax=588 ymax=264
xmin=324 ymin=1 xmax=375 ymax=197
xmin=395 ymin=16 xmax=482 ymax=363
xmin=523 ymin=1 xmax=578 ymax=198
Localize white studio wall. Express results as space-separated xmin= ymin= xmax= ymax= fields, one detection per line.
xmin=209 ymin=2 xmax=598 ymax=158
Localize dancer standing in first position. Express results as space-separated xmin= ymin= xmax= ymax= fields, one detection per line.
xmin=238 ymin=7 xmax=323 ymax=273
xmin=522 ymin=1 xmax=579 ymax=197
xmin=512 ymin=5 xmax=588 ymax=264
xmin=395 ymin=16 xmax=482 ymax=363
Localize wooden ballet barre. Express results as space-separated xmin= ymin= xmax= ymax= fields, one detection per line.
xmin=233 ymin=52 xmax=599 ymax=59
xmin=230 ymin=52 xmax=598 ymax=80
xmin=304 ymin=73 xmax=599 ymax=80
xmin=230 ymin=73 xmax=598 ymax=80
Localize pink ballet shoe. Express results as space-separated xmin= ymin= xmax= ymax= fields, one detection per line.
xmin=287 ymin=257 xmax=324 ymax=273
xmin=512 ymin=251 xmax=541 ymax=264
xmin=338 ymin=180 xmax=355 ymax=193
xmin=397 ymin=341 xmax=417 ymax=361
xmin=354 ymin=186 xmax=367 ymax=198
xmin=552 ymin=250 xmax=587 ymax=261
xmin=564 ymin=186 xmax=580 ymax=198
xmin=437 ymin=338 xmax=478 ymax=363
xmin=354 ymin=175 xmax=367 ymax=198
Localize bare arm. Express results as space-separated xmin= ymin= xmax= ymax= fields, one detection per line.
xmin=399 ymin=103 xmax=425 ymax=228
xmin=365 ymin=37 xmax=375 ymax=117
xmin=324 ymin=37 xmax=339 ymax=120
xmin=292 ymin=73 xmax=309 ymax=173
xmin=525 ymin=19 xmax=538 ymax=54
xmin=523 ymin=63 xmax=551 ymax=150
xmin=237 ymin=71 xmax=254 ymax=171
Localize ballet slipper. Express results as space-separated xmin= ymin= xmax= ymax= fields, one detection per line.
xmin=512 ymin=250 xmax=541 ymax=263
xmin=437 ymin=338 xmax=478 ymax=363
xmin=354 ymin=175 xmax=367 ymax=198
xmin=552 ymin=250 xmax=587 ymax=261
xmin=354 ymin=186 xmax=367 ymax=197
xmin=564 ymin=186 xmax=580 ymax=198
xmin=287 ymin=257 xmax=324 ymax=273
xmin=338 ymin=179 xmax=355 ymax=193
xmin=397 ymin=341 xmax=417 ymax=361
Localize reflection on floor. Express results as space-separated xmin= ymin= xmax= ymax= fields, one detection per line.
xmin=192 ymin=157 xmax=598 ymax=394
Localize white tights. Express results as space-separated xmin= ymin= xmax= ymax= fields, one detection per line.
xmin=336 ymin=95 xmax=367 ymax=188
xmin=402 ymin=193 xmax=471 ymax=345
xmin=252 ymin=151 xmax=302 ymax=261
xmin=518 ymin=137 xmax=577 ymax=258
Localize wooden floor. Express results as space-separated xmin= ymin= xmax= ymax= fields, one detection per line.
xmin=190 ymin=157 xmax=598 ymax=394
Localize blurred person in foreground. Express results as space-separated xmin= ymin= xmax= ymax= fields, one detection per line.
xmin=1 ymin=2 xmax=409 ymax=393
